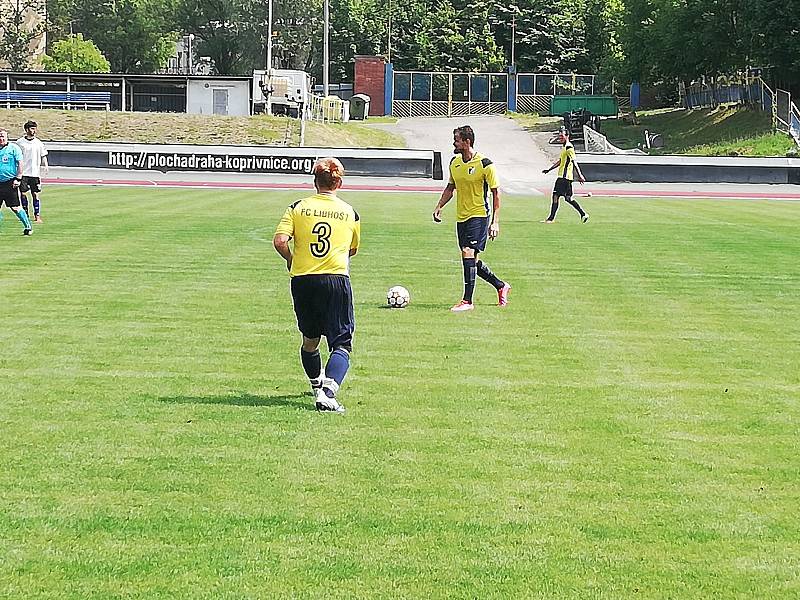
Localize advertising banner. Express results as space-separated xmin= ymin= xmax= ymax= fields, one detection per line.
xmin=46 ymin=142 xmax=442 ymax=179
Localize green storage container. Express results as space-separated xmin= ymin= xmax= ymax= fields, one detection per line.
xmin=549 ymin=95 xmax=619 ymax=116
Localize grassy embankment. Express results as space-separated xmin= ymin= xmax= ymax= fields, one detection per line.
xmin=509 ymin=106 xmax=797 ymax=156
xmin=599 ymin=107 xmax=796 ymax=156
xmin=0 ymin=108 xmax=405 ymax=148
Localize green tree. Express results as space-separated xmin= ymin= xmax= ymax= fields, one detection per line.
xmin=271 ymin=0 xmax=322 ymax=72
xmin=40 ymin=33 xmax=111 ymax=72
xmin=743 ymin=0 xmax=800 ymax=92
xmin=73 ymin=0 xmax=179 ymax=73
xmin=618 ymin=0 xmax=752 ymax=84
xmin=0 ymin=0 xmax=46 ymax=70
xmin=326 ymin=0 xmax=384 ymax=80
xmin=45 ymin=0 xmax=75 ymax=46
xmin=177 ymin=0 xmax=268 ymax=75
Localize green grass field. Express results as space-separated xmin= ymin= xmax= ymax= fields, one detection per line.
xmin=1 ymin=187 xmax=799 ymax=599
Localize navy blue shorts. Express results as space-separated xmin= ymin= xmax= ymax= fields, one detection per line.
xmin=456 ymin=216 xmax=489 ymax=252
xmin=553 ymin=177 xmax=574 ymax=198
xmin=290 ymin=274 xmax=355 ymax=351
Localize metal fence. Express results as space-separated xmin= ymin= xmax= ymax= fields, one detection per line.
xmin=516 ymin=73 xmax=595 ymax=114
xmin=392 ymin=71 xmax=508 ymax=117
xmin=390 ymin=71 xmax=600 ymax=117
xmin=681 ymin=78 xmax=800 ymax=146
xmin=306 ymin=93 xmax=348 ymax=122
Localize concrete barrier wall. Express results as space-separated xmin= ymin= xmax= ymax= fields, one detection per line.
xmin=45 ymin=141 xmax=444 ymax=180
xmin=579 ymin=154 xmax=800 ymax=185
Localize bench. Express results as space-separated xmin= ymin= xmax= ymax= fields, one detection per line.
xmin=0 ymin=90 xmax=111 ymax=110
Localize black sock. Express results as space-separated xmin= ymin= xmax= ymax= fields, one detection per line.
xmin=476 ymin=259 xmax=503 ymax=289
xmin=547 ymin=198 xmax=559 ymax=221
xmin=21 ymin=195 xmax=28 ymax=214
xmin=565 ymin=197 xmax=586 ymax=218
xmin=300 ymin=348 xmax=322 ymax=380
xmin=462 ymin=257 xmax=476 ymax=302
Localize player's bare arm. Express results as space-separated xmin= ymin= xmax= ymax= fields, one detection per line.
xmin=542 ymin=158 xmax=560 ymax=174
xmin=574 ymin=162 xmax=586 ymax=183
xmin=489 ymin=188 xmax=501 ymax=239
xmin=433 ymin=182 xmax=455 ymax=222
xmin=273 ymin=233 xmax=293 ymax=270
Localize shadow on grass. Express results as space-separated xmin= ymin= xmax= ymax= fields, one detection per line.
xmin=159 ymin=391 xmax=314 ymax=410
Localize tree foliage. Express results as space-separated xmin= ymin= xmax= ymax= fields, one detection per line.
xmin=176 ymin=0 xmax=267 ymax=75
xmin=78 ymin=0 xmax=179 ymax=73
xmin=46 ymin=0 xmax=178 ymax=73
xmin=0 ymin=0 xmax=46 ymax=70
xmin=27 ymin=0 xmax=800 ymax=91
xmin=40 ymin=33 xmax=111 ymax=72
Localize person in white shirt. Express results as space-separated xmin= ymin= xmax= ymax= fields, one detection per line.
xmin=16 ymin=120 xmax=48 ymax=224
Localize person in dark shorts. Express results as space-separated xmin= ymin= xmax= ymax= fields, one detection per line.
xmin=542 ymin=128 xmax=589 ymax=223
xmin=16 ymin=120 xmax=48 ymax=223
xmin=273 ymin=157 xmax=361 ymax=413
xmin=432 ymin=125 xmax=510 ymax=312
xmin=0 ymin=129 xmax=33 ymax=235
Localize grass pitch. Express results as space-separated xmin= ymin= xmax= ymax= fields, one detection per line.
xmin=1 ymin=187 xmax=799 ymax=599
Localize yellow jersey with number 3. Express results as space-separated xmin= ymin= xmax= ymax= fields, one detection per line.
xmin=276 ymin=193 xmax=360 ymax=277
xmin=448 ymin=152 xmax=499 ymax=222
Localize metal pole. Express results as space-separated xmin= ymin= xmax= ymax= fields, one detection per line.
xmin=323 ymin=0 xmax=330 ymax=96
xmin=266 ymin=0 xmax=273 ymax=115
xmin=267 ymin=0 xmax=273 ymax=71
xmin=387 ymin=0 xmax=392 ymax=63
xmin=188 ymin=34 xmax=194 ymax=75
xmin=511 ymin=15 xmax=515 ymax=66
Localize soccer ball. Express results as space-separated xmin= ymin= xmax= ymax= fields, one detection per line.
xmin=387 ymin=285 xmax=410 ymax=309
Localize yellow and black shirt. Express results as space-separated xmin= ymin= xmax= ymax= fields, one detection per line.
xmin=448 ymin=152 xmax=499 ymax=222
xmin=558 ymin=142 xmax=578 ymax=180
xmin=276 ymin=193 xmax=360 ymax=277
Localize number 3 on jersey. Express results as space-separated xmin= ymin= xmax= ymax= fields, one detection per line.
xmin=310 ymin=221 xmax=332 ymax=257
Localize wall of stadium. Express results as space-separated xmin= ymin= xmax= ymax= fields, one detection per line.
xmin=579 ymin=154 xmax=800 ymax=185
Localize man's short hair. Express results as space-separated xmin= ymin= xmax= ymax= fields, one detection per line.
xmin=559 ymin=126 xmax=569 ymax=137
xmin=453 ymin=125 xmax=475 ymax=146
xmin=24 ymin=120 xmax=37 ymax=130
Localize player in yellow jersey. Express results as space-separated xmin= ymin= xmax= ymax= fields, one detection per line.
xmin=274 ymin=157 xmax=360 ymax=413
xmin=542 ymin=128 xmax=589 ymax=223
xmin=432 ymin=125 xmax=511 ymax=312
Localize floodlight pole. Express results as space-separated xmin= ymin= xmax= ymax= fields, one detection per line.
xmin=387 ymin=0 xmax=392 ymax=63
xmin=267 ymin=0 xmax=273 ymax=72
xmin=265 ymin=0 xmax=274 ymax=115
xmin=511 ymin=15 xmax=516 ymax=67
xmin=188 ymin=33 xmax=194 ymax=75
xmin=323 ymin=0 xmax=330 ymax=96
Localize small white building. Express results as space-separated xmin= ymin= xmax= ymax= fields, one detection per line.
xmin=187 ymin=78 xmax=250 ymax=116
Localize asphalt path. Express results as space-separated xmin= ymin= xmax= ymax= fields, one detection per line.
xmin=371 ymin=115 xmax=555 ymax=195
